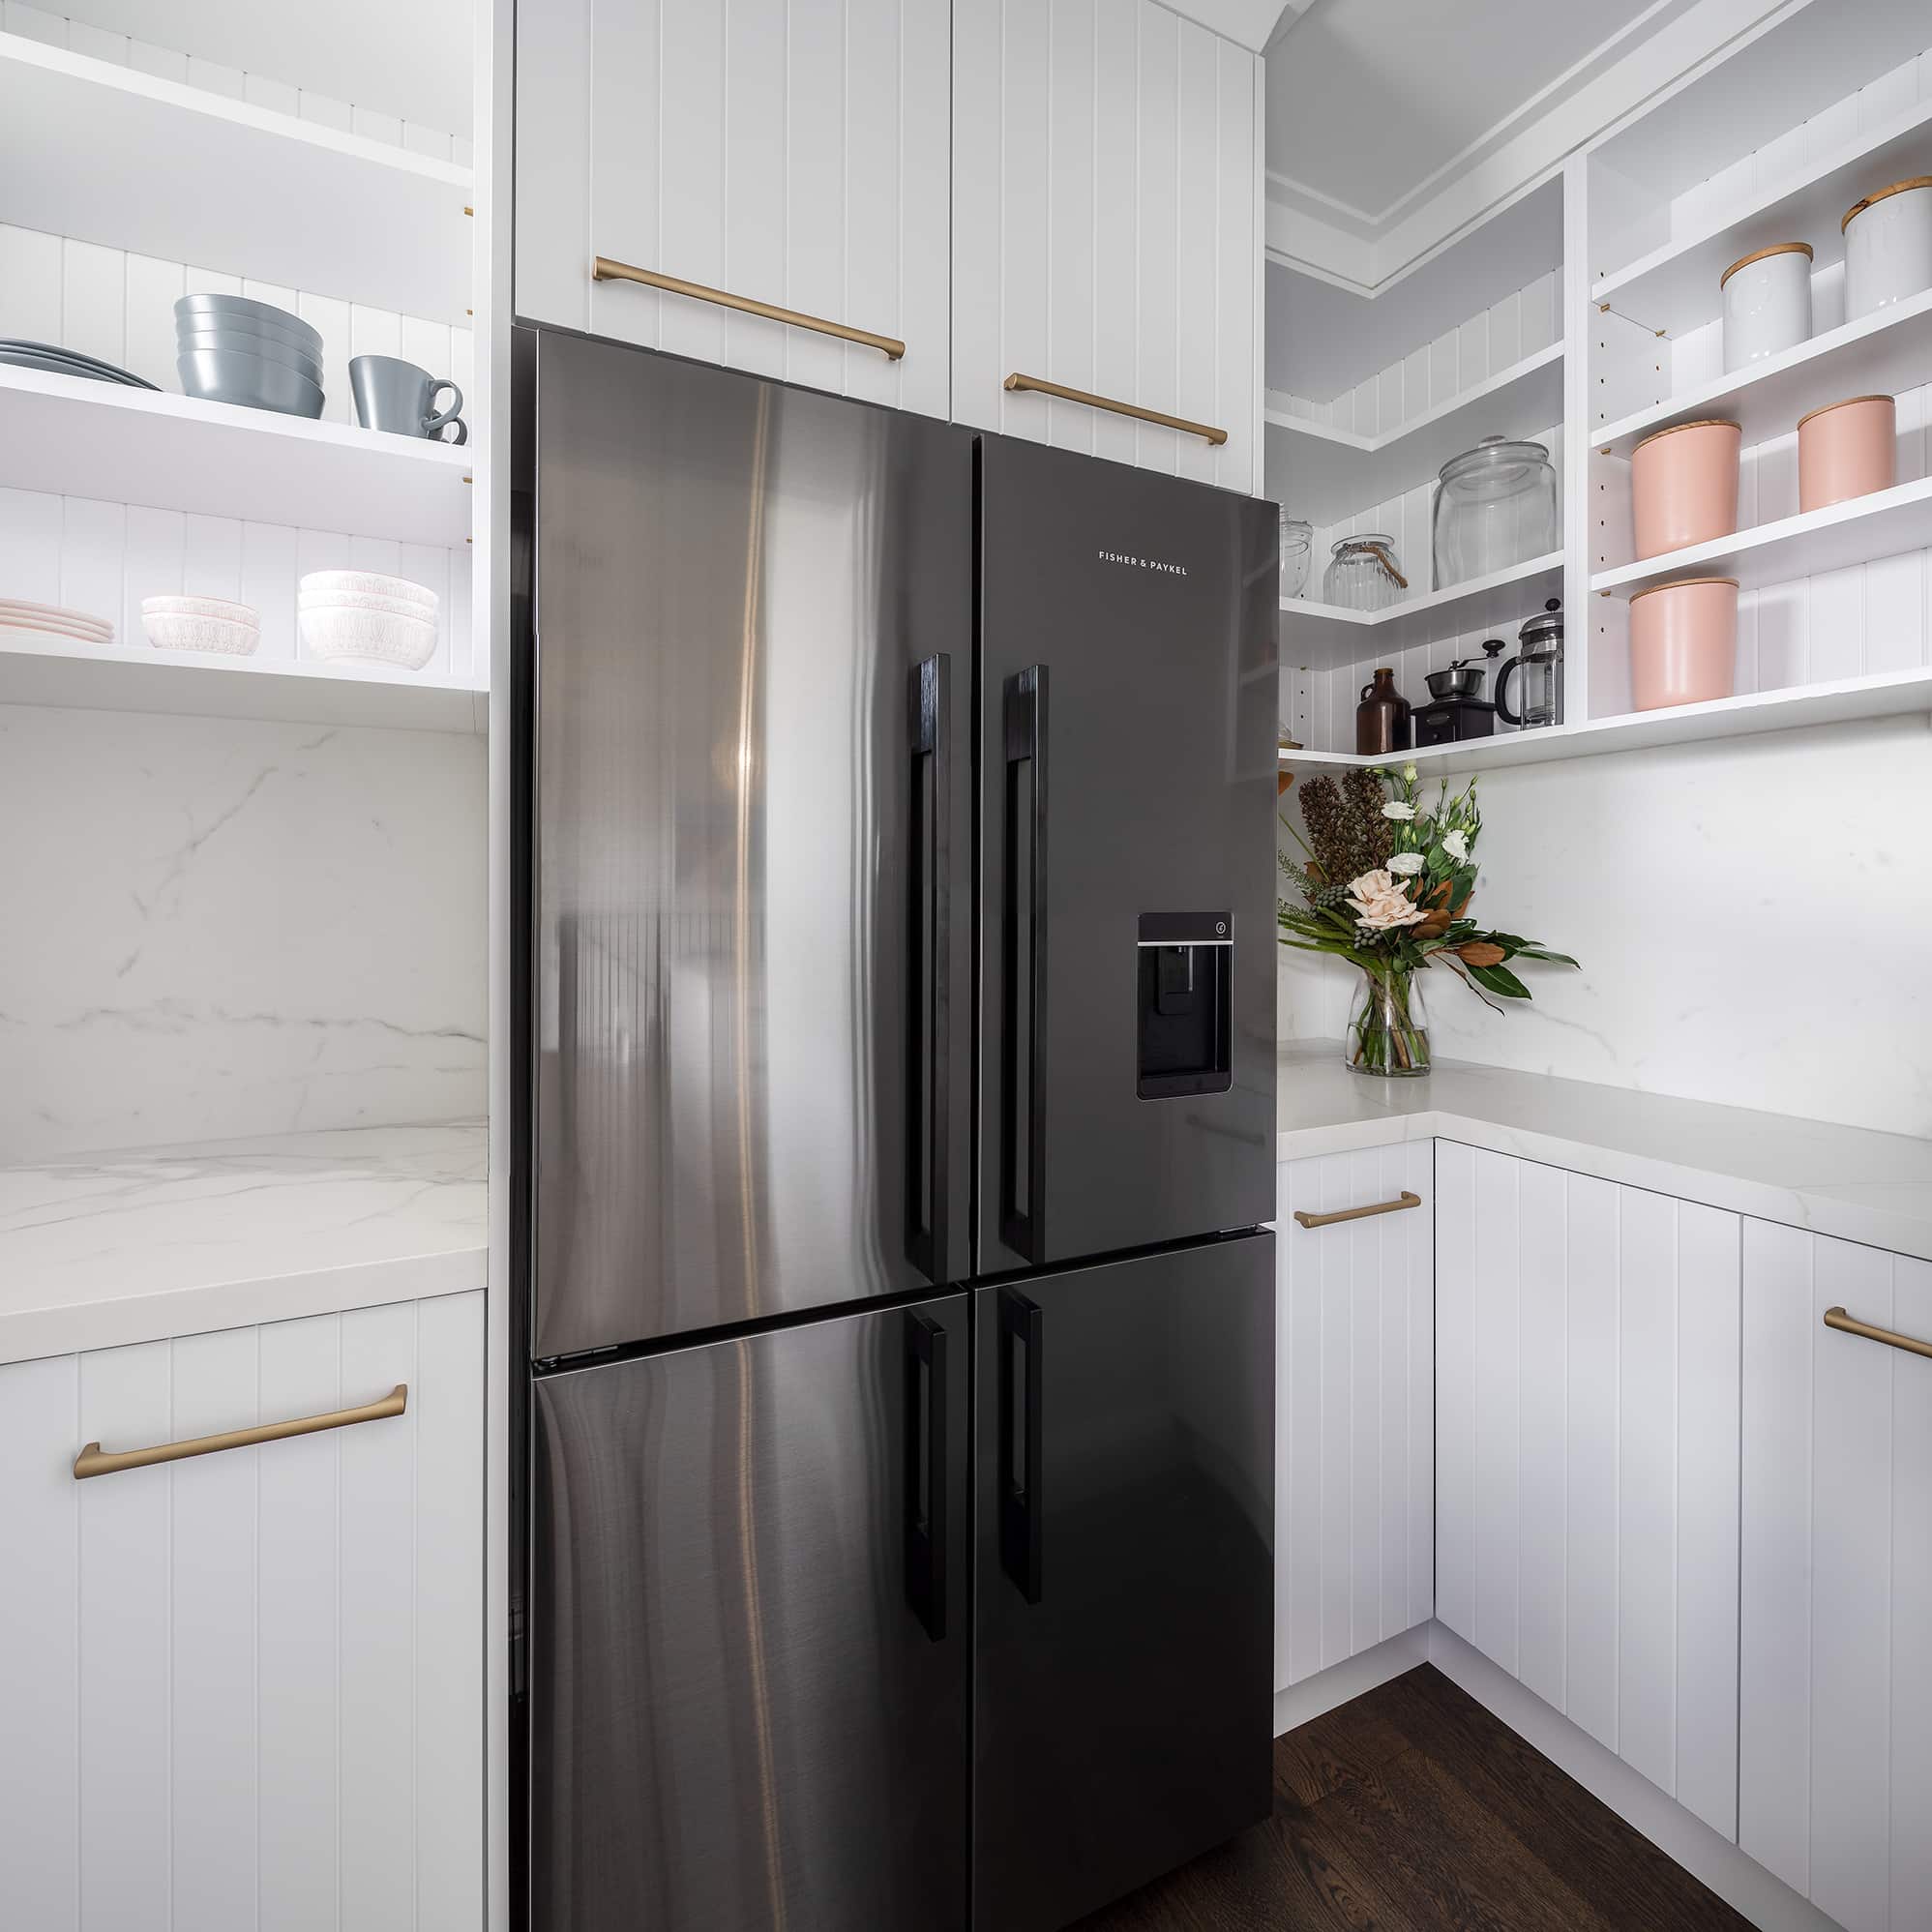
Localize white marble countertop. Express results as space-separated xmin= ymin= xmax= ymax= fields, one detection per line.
xmin=1277 ymin=1043 xmax=1932 ymax=1262
xmin=0 ymin=1121 xmax=488 ymax=1365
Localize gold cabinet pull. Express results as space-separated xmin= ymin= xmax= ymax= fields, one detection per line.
xmin=1002 ymin=372 xmax=1228 ymax=447
xmin=1293 ymin=1190 xmax=1423 ymax=1231
xmin=593 ymin=256 xmax=906 ymax=361
xmin=1824 ymin=1306 xmax=1932 ymax=1361
xmin=74 ymin=1384 xmax=408 ymax=1480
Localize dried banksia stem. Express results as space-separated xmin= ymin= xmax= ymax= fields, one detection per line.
xmin=1297 ymin=776 xmax=1349 ymax=886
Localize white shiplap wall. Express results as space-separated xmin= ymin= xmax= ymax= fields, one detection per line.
xmin=0 ymin=3 xmax=473 ymax=165
xmin=0 ymin=1291 xmax=485 ymax=1932
xmin=1266 ymin=268 xmax=1560 ymax=440
xmin=951 ymin=0 xmax=1261 ymax=491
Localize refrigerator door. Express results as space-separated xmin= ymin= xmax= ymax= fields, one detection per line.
xmin=527 ymin=329 xmax=974 ymax=1359
xmin=976 ymin=436 xmax=1278 ymax=1273
xmin=972 ymin=1232 xmax=1275 ymax=1932
xmin=529 ymin=1293 xmax=970 ymax=1932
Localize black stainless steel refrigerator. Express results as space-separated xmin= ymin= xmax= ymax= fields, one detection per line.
xmin=512 ymin=324 xmax=1278 ymax=1932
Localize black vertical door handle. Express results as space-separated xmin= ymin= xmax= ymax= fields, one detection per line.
xmin=907 ymin=655 xmax=952 ymax=1284
xmin=997 ymin=1289 xmax=1044 ymax=1605
xmin=1000 ymin=666 xmax=1047 ymax=1263
xmin=905 ymin=1310 xmax=948 ymax=1641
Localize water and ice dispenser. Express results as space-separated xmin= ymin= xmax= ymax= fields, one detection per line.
xmin=1136 ymin=912 xmax=1233 ymax=1099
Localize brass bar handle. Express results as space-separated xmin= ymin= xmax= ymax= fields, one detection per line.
xmin=1824 ymin=1306 xmax=1932 ymax=1362
xmin=1002 ymin=372 xmax=1228 ymax=447
xmin=1293 ymin=1190 xmax=1423 ymax=1231
xmin=74 ymin=1384 xmax=408 ymax=1480
xmin=593 ymin=256 xmax=906 ymax=361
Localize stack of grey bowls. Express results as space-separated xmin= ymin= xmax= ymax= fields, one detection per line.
xmin=175 ymin=295 xmax=325 ymax=419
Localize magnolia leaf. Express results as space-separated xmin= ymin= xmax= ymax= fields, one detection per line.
xmin=1468 ymin=961 xmax=1532 ymax=999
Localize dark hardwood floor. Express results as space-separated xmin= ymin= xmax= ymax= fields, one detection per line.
xmin=1071 ymin=1666 xmax=1754 ymax=1932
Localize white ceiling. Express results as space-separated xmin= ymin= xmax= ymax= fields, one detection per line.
xmin=56 ymin=0 xmax=473 ymax=135
xmin=1266 ymin=0 xmax=1689 ymax=233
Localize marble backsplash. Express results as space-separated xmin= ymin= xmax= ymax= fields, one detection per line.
xmin=1277 ymin=714 xmax=1932 ymax=1143
xmin=0 ymin=703 xmax=486 ymax=1161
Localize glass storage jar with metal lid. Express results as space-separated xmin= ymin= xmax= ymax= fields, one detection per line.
xmin=1431 ymin=435 xmax=1559 ymax=589
xmin=1322 ymin=533 xmax=1407 ymax=611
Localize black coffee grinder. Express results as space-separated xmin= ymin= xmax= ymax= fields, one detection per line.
xmin=1411 ymin=639 xmax=1505 ymax=745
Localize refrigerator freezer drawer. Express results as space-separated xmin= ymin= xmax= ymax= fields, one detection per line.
xmin=973 ymin=1232 xmax=1276 ymax=1932
xmin=528 ymin=1294 xmax=971 ymax=1932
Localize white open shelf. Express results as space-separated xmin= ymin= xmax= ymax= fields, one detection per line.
xmin=0 ymin=32 xmax=473 ymax=324
xmin=0 ymin=364 xmax=474 ymax=548
xmin=1266 ymin=344 xmax=1565 ymax=526
xmin=1279 ymin=666 xmax=1932 ymax=776
xmin=1279 ymin=551 xmax=1564 ymax=664
xmin=0 ymin=629 xmax=487 ymax=733
xmin=1591 ymin=93 xmax=1932 ymax=334
xmin=1593 ymin=284 xmax=1932 ymax=459
xmin=1590 ymin=473 xmax=1932 ymax=597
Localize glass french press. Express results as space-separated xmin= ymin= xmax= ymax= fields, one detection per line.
xmin=1495 ymin=598 xmax=1563 ymax=729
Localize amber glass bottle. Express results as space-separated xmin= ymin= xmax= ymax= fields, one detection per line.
xmin=1355 ymin=667 xmax=1412 ymax=755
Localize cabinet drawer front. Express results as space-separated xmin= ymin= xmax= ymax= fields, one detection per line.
xmin=0 ymin=1292 xmax=484 ymax=1932
xmin=1740 ymin=1222 xmax=1932 ymax=1928
xmin=952 ymin=0 xmax=1260 ymax=491
xmin=1435 ymin=1145 xmax=1740 ymax=1842
xmin=517 ymin=0 xmax=950 ymax=418
xmin=1276 ymin=1143 xmax=1434 ymax=1690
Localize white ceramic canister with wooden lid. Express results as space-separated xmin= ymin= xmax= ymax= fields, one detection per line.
xmin=1720 ymin=243 xmax=1812 ymax=372
xmin=1843 ymin=177 xmax=1932 ymax=322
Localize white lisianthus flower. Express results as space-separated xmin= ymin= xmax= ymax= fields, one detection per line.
xmin=1442 ymin=828 xmax=1470 ymax=862
xmin=1403 ymin=763 xmax=1418 ymax=782
xmin=1382 ymin=801 xmax=1415 ymax=820
xmin=1345 ymin=869 xmax=1428 ymax=931
xmin=1387 ymin=850 xmax=1425 ymax=877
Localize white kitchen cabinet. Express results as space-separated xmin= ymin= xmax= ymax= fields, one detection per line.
xmin=1740 ymin=1221 xmax=1932 ymax=1932
xmin=1275 ymin=1143 xmax=1434 ymax=1690
xmin=1435 ymin=1144 xmax=1741 ymax=1841
xmin=0 ymin=1290 xmax=485 ymax=1932
xmin=951 ymin=0 xmax=1262 ymax=491
xmin=516 ymin=0 xmax=950 ymax=418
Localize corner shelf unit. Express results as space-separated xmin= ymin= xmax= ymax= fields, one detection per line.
xmin=1271 ymin=6 xmax=1932 ymax=765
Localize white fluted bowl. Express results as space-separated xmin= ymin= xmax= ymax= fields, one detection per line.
xmin=300 ymin=604 xmax=437 ymax=669
xmin=298 ymin=588 xmax=442 ymax=620
xmin=143 ymin=609 xmax=261 ymax=655
xmin=298 ymin=570 xmax=438 ymax=613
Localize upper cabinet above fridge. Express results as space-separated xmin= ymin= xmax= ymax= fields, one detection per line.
xmin=514 ymin=0 xmax=952 ymax=419
xmin=951 ymin=0 xmax=1263 ymax=493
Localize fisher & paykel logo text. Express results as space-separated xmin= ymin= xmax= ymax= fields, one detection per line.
xmin=1096 ymin=550 xmax=1188 ymax=576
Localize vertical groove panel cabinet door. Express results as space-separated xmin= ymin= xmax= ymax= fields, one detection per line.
xmin=1274 ymin=1143 xmax=1434 ymax=1691
xmin=951 ymin=0 xmax=1262 ymax=491
xmin=515 ymin=0 xmax=951 ymax=418
xmin=1434 ymin=1144 xmax=1742 ymax=1841
xmin=0 ymin=1292 xmax=485 ymax=1932
xmin=1740 ymin=1222 xmax=1932 ymax=1932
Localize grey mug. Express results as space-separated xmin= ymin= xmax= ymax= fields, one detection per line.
xmin=349 ymin=354 xmax=467 ymax=444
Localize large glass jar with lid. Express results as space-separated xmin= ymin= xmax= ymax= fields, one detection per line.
xmin=1431 ymin=435 xmax=1559 ymax=589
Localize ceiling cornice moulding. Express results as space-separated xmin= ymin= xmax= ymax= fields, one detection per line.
xmin=1265 ymin=0 xmax=1793 ymax=294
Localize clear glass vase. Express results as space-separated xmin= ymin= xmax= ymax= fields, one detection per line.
xmin=1346 ymin=965 xmax=1430 ymax=1077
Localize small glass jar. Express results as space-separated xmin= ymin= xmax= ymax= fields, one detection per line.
xmin=1432 ymin=436 xmax=1559 ymax=589
xmin=1278 ymin=514 xmax=1313 ymax=599
xmin=1323 ymin=533 xmax=1407 ymax=611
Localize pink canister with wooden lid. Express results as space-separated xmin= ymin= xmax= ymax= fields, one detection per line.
xmin=1629 ymin=578 xmax=1738 ymax=711
xmin=1798 ymin=394 xmax=1896 ymax=512
xmin=1630 ymin=420 xmax=1740 ymax=559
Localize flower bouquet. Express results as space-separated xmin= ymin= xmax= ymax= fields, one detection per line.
xmin=1278 ymin=761 xmax=1577 ymax=1077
